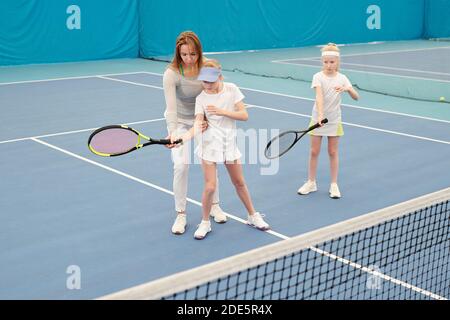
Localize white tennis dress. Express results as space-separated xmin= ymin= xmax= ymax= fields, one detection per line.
xmin=195 ymin=82 xmax=244 ymax=162
xmin=309 ymin=71 xmax=352 ymax=136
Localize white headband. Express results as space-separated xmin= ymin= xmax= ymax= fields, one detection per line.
xmin=322 ymin=51 xmax=340 ymax=57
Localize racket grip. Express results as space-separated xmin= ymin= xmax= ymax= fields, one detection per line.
xmin=310 ymin=118 xmax=328 ymax=130
xmin=159 ymin=138 xmax=183 ymax=145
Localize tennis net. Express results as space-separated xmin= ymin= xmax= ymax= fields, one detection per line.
xmin=101 ymin=187 xmax=449 ymax=300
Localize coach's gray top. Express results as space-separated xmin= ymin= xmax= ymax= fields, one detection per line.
xmin=163 ymin=67 xmax=203 ymax=134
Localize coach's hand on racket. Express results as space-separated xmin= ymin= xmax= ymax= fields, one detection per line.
xmin=164 ymin=133 xmax=179 ymax=149
xmin=166 ymin=119 xmax=208 ymax=148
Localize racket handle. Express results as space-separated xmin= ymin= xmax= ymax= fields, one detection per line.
xmin=159 ymin=138 xmax=183 ymax=145
xmin=306 ymin=118 xmax=328 ymax=132
xmin=310 ymin=118 xmax=328 ymax=130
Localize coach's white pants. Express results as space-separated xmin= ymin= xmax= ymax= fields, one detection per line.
xmin=171 ymin=123 xmax=219 ymax=212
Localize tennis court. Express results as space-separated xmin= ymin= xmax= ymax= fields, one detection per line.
xmin=1 ymin=1 xmax=449 ymax=300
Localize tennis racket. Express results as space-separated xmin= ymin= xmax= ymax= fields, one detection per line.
xmin=264 ymin=118 xmax=328 ymax=159
xmin=88 ymin=125 xmax=182 ymax=157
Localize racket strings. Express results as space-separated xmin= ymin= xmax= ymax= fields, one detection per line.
xmin=266 ymin=132 xmax=298 ymax=159
xmin=89 ymin=128 xmax=140 ymax=155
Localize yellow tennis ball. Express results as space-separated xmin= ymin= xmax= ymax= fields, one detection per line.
xmin=440 ymin=96 xmax=446 ymax=102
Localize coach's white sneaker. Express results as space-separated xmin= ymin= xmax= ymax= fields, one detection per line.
xmin=210 ymin=204 xmax=228 ymax=223
xmin=171 ymin=213 xmax=187 ymax=235
xmin=247 ymin=212 xmax=270 ymax=231
xmin=194 ymin=220 xmax=211 ymax=240
xmin=329 ymin=183 xmax=341 ymax=199
xmin=297 ymin=180 xmax=317 ymax=195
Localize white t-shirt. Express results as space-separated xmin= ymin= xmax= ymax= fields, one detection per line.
xmin=194 ymin=82 xmax=244 ymax=161
xmin=311 ymin=71 xmax=352 ymax=123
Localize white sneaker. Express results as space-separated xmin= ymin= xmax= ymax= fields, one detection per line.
xmin=171 ymin=213 xmax=187 ymax=235
xmin=329 ymin=183 xmax=341 ymax=199
xmin=194 ymin=220 xmax=211 ymax=240
xmin=297 ymin=180 xmax=317 ymax=195
xmin=210 ymin=204 xmax=228 ymax=223
xmin=247 ymin=212 xmax=270 ymax=231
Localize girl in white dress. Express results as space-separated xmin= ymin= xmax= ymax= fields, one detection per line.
xmin=178 ymin=60 xmax=270 ymax=239
xmin=298 ymin=43 xmax=359 ymax=199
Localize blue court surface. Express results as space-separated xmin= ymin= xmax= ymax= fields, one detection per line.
xmin=1 ymin=42 xmax=449 ymax=300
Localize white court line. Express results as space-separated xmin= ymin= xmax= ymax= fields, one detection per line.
xmin=337 ymin=62 xmax=450 ymax=77
xmin=272 ymin=60 xmax=450 ymax=83
xmin=0 ymin=118 xmax=165 ymax=144
xmin=0 ymin=71 xmax=146 ymax=86
xmin=236 ymin=84 xmax=450 ymax=124
xmin=309 ymin=246 xmax=446 ymax=300
xmin=2 ymin=71 xmax=449 ymax=146
xmin=2 ymin=69 xmax=449 ymax=123
xmin=31 ymin=137 xmax=446 ymax=300
xmin=138 ymin=72 xmax=450 ymax=124
xmin=30 ymin=137 xmax=286 ymax=240
xmin=271 ymin=45 xmax=450 ymax=62
xmin=3 ymin=60 xmax=446 ymax=299
xmin=283 ymin=58 xmax=450 ymax=77
xmin=204 ymin=50 xmax=260 ymax=55
xmin=248 ymin=104 xmax=450 ymax=145
xmin=96 ymin=75 xmax=163 ymax=90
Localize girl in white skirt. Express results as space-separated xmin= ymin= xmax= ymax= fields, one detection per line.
xmin=178 ymin=59 xmax=270 ymax=239
xmin=298 ymin=43 xmax=359 ymax=199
